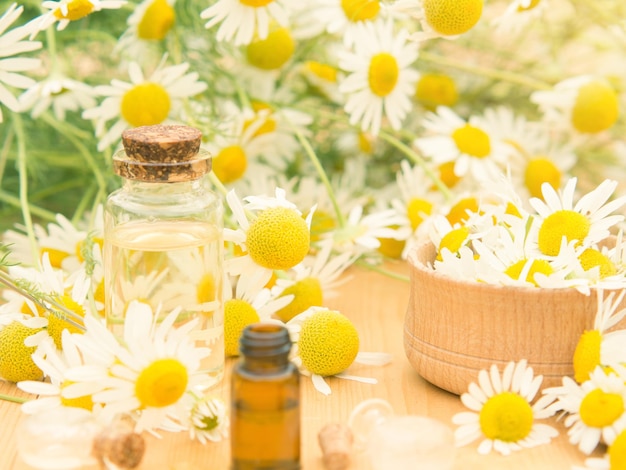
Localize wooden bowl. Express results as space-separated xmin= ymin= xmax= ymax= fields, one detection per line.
xmin=403 ymin=240 xmax=625 ymax=396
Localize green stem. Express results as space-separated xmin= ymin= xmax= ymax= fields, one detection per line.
xmin=0 ymin=124 xmax=14 ymax=183
xmin=419 ymin=51 xmax=553 ymax=91
xmin=0 ymin=393 xmax=27 ymax=404
xmin=0 ymin=190 xmax=58 ymax=222
xmin=378 ymin=130 xmax=453 ymax=203
xmin=12 ymin=113 xmax=38 ymax=265
xmin=294 ymin=130 xmax=346 ymax=228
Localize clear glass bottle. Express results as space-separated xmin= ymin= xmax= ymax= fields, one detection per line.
xmin=104 ymin=124 xmax=224 ymax=387
xmin=231 ymin=323 xmax=301 ymax=470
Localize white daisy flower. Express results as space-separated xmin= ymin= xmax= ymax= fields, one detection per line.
xmin=115 ymin=0 xmax=176 ymax=61
xmin=414 ymin=107 xmax=513 ymax=182
xmin=18 ymin=74 xmax=96 ymax=120
xmin=273 ymin=238 xmax=357 ymax=322
xmin=530 ymin=75 xmax=620 ymax=134
xmin=544 ymin=367 xmax=626 ymax=455
xmin=17 ymin=329 xmax=106 ymax=415
xmin=492 ymin=0 xmax=549 ymax=36
xmin=74 ymin=301 xmax=211 ymax=432
xmin=573 ymin=428 xmax=626 ymax=470
xmin=223 ymin=188 xmax=313 ymax=276
xmin=390 ymin=0 xmax=484 ymax=41
xmin=572 ymin=290 xmax=626 ymax=384
xmin=528 ymin=177 xmax=626 ymax=257
xmin=187 ymin=394 xmax=229 ymax=444
xmin=338 ymin=19 xmax=419 ymax=136
xmin=0 ymin=3 xmax=41 ymax=122
xmin=34 ymin=0 xmax=127 ymax=34
xmin=452 ymin=360 xmax=558 ymax=456
xmin=200 ymin=0 xmax=290 ymax=46
xmin=82 ymin=57 xmax=207 ymax=151
xmin=286 ymin=306 xmax=392 ymax=396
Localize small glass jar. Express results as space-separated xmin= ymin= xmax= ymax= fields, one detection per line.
xmin=104 ymin=125 xmax=224 ymax=387
xmin=231 ymin=323 xmax=301 ymax=470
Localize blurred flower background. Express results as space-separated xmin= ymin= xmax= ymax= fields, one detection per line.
xmin=2 ymin=0 xmax=626 ymax=453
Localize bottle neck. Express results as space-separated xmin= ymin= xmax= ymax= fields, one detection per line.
xmin=121 ymin=176 xmax=206 ymax=192
xmin=241 ymin=353 xmax=291 ymax=374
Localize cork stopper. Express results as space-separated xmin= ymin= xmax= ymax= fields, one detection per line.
xmin=114 ymin=125 xmax=211 ymax=182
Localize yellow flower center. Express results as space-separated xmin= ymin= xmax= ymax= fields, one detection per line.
xmin=137 ymin=0 xmax=175 ymax=40
xmin=305 ymin=61 xmax=338 ymax=83
xmin=309 ymin=209 xmax=336 ymax=243
xmin=407 ymin=197 xmax=433 ymax=231
xmin=40 ymin=247 xmax=69 ymax=269
xmin=580 ymin=388 xmax=624 ymax=428
xmin=47 ymin=295 xmax=86 ymax=349
xmin=525 ymin=157 xmax=561 ymax=199
xmin=0 ymin=321 xmax=43 ymax=382
xmin=275 ymin=277 xmax=323 ymax=322
xmin=504 ymin=258 xmax=554 ymax=286
xmin=368 ymin=53 xmax=399 ymax=97
xmin=446 ymin=196 xmax=479 ymax=226
xmin=517 ymin=0 xmax=541 ymax=11
xmin=438 ymin=161 xmax=461 ymax=188
xmin=579 ymin=248 xmax=617 ymax=278
xmin=437 ymin=226 xmax=470 ymax=260
xmin=246 ymin=207 xmax=310 ymax=270
xmin=240 ymin=0 xmax=273 ymax=6
xmin=422 ymin=0 xmax=484 ymax=36
xmin=505 ymin=202 xmax=522 ymax=218
xmin=377 ymin=236 xmax=406 ymax=259
xmin=479 ymin=392 xmax=534 ymax=442
xmin=573 ymin=330 xmax=602 ymax=384
xmin=358 ymin=132 xmax=375 ymax=154
xmin=246 ymin=27 xmax=295 ymax=70
xmin=340 ymin=0 xmax=380 ymax=22
xmin=213 ymin=145 xmax=248 ymax=184
xmin=135 ymin=358 xmax=188 ymax=408
xmin=452 ymin=124 xmax=491 ymax=158
xmin=415 ymin=73 xmax=458 ymax=111
xmin=197 ymin=273 xmax=216 ymax=305
xmin=60 ymin=380 xmax=94 ymax=411
xmin=121 ymin=83 xmax=171 ymax=127
xmin=224 ymin=299 xmax=260 ymax=357
xmin=609 ymin=430 xmax=626 ymax=470
xmin=53 ymin=0 xmax=95 ymax=20
xmin=571 ymin=80 xmax=619 ymax=134
xmin=94 ymin=278 xmax=106 ymax=317
xmin=537 ymin=210 xmax=590 ymax=256
xmin=244 ymin=101 xmax=277 ymax=137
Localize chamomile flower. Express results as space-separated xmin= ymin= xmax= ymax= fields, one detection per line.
xmin=82 ymin=58 xmax=207 ymax=151
xmin=34 ymin=0 xmax=127 ymax=33
xmin=530 ymin=75 xmax=620 ymax=134
xmin=391 ymin=0 xmax=484 ymax=41
xmin=223 ymin=188 xmax=313 ymax=276
xmin=414 ymin=107 xmax=513 ymax=182
xmin=273 ymin=238 xmax=356 ymax=322
xmin=414 ymin=72 xmax=458 ymax=111
xmin=572 ymin=290 xmax=626 ymax=384
xmin=115 ymin=0 xmax=176 ymax=60
xmin=0 ymin=314 xmax=48 ymax=382
xmin=528 ymin=178 xmax=626 ymax=257
xmin=17 ymin=329 xmax=106 ymax=415
xmin=80 ymin=301 xmax=211 ymax=432
xmin=492 ymin=0 xmax=548 ymax=36
xmin=224 ymin=268 xmax=294 ymax=357
xmin=544 ymin=367 xmax=626 ymax=454
xmin=18 ymin=74 xmax=96 ymax=120
xmin=573 ymin=428 xmax=626 ymax=470
xmin=286 ymin=307 xmax=392 ymax=395
xmin=452 ymin=360 xmax=558 ymax=455
xmin=200 ymin=0 xmax=291 ymax=46
xmin=338 ymin=19 xmax=419 ymax=136
xmin=0 ymin=3 xmax=41 ymax=122
xmin=310 ymin=0 xmax=388 ymax=47
xmin=187 ymin=394 xmax=229 ymax=444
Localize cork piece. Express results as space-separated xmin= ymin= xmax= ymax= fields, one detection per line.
xmin=114 ymin=125 xmax=211 ymax=182
xmin=121 ymin=125 xmax=201 ymax=163
xmin=318 ymin=423 xmax=353 ymax=470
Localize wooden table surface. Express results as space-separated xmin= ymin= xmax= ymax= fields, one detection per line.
xmin=0 ymin=261 xmax=600 ymax=469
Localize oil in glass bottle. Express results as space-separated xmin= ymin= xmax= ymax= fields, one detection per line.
xmin=231 ymin=323 xmax=301 ymax=470
xmin=103 ymin=124 xmax=224 ymax=387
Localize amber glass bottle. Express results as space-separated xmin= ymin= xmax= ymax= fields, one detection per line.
xmin=231 ymin=323 xmax=300 ymax=470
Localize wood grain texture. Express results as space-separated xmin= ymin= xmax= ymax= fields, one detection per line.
xmin=0 ymin=261 xmax=599 ymax=469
